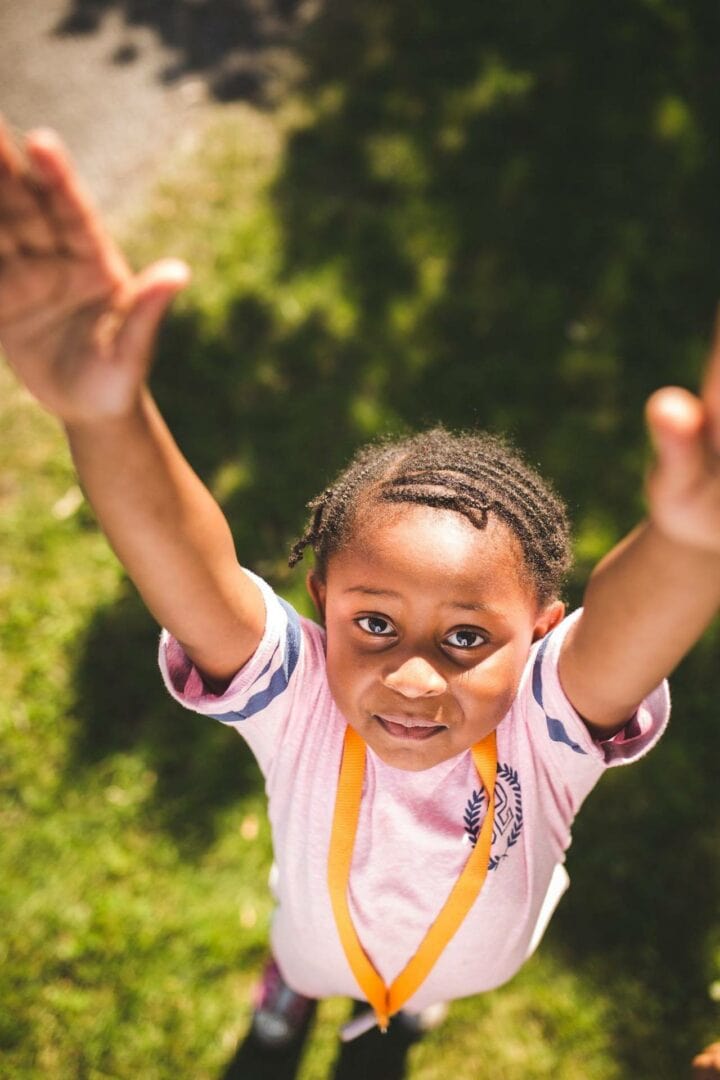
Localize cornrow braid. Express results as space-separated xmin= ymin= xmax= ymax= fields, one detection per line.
xmin=288 ymin=427 xmax=572 ymax=604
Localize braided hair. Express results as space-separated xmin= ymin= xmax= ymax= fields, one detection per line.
xmin=289 ymin=428 xmax=572 ymax=605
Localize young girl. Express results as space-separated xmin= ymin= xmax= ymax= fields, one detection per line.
xmin=2 ymin=118 xmax=720 ymax=1051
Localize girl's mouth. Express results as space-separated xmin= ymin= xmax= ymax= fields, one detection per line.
xmin=374 ymin=714 xmax=447 ymax=741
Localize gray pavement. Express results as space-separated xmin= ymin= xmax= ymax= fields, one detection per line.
xmin=0 ymin=0 xmax=296 ymax=218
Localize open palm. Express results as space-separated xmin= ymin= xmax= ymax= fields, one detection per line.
xmin=0 ymin=118 xmax=188 ymax=424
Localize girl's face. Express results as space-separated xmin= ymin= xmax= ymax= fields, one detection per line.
xmin=309 ymin=504 xmax=564 ymax=772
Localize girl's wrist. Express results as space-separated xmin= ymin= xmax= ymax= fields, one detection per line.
xmin=644 ymin=514 xmax=720 ymax=564
xmin=63 ymin=389 xmax=150 ymax=440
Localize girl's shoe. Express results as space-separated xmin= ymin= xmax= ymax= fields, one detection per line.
xmin=250 ymin=957 xmax=317 ymax=1049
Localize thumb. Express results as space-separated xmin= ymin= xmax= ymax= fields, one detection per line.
xmin=645 ymin=386 xmax=707 ymax=496
xmin=114 ymin=259 xmax=191 ymax=372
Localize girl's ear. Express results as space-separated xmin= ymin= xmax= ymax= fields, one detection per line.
xmin=306 ymin=571 xmax=327 ymax=620
xmin=532 ymin=600 xmax=565 ymax=642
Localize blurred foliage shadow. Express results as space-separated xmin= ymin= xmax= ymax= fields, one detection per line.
xmin=69 ymin=0 xmax=720 ymax=1072
xmin=54 ymin=0 xmax=304 ymax=103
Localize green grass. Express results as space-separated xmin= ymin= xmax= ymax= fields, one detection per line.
xmin=0 ymin=393 xmax=625 ymax=1080
xmin=4 ymin=6 xmax=720 ymax=1073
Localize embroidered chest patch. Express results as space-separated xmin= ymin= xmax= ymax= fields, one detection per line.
xmin=463 ymin=763 xmax=523 ymax=870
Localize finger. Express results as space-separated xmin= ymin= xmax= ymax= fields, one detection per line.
xmin=701 ymin=303 xmax=720 ymax=452
xmin=113 ymin=259 xmax=191 ymax=374
xmin=0 ymin=118 xmax=56 ymax=255
xmin=23 ymin=129 xmax=126 ymax=280
xmin=692 ymin=1056 xmax=720 ymax=1077
xmin=0 ymin=115 xmax=25 ymax=175
xmin=696 ymin=1043 xmax=720 ymax=1064
xmin=645 ymin=386 xmax=708 ymax=496
xmin=0 ymin=164 xmax=57 ymax=256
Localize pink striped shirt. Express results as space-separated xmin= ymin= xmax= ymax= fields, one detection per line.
xmin=159 ymin=570 xmax=668 ymax=1010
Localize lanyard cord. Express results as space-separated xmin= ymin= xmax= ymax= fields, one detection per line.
xmin=328 ymin=725 xmax=497 ymax=1031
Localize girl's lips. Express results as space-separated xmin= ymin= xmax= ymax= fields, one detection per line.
xmin=374 ymin=714 xmax=447 ymax=741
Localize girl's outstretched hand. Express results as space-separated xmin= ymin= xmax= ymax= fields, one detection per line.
xmin=692 ymin=1041 xmax=720 ymax=1077
xmin=0 ymin=117 xmax=189 ymax=424
xmin=645 ymin=311 xmax=720 ymax=555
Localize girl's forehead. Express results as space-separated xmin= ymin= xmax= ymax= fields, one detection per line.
xmin=331 ymin=503 xmax=529 ymax=596
xmin=352 ymin=500 xmax=520 ymax=553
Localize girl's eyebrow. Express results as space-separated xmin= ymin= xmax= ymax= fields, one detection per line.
xmin=344 ymin=586 xmax=401 ymax=598
xmin=343 ymin=585 xmax=498 ymax=616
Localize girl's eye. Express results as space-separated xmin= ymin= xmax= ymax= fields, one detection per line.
xmin=357 ymin=616 xmax=395 ymax=636
xmin=445 ymin=629 xmax=486 ymax=649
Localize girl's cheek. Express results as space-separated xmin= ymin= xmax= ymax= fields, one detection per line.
xmin=460 ymin=654 xmax=523 ymax=709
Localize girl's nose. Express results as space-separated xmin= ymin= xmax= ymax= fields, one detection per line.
xmin=382 ymin=656 xmax=448 ymax=698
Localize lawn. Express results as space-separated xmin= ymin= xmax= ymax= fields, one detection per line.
xmin=3 ymin=4 xmax=720 ymax=1076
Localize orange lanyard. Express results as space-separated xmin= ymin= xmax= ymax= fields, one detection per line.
xmin=327 ymin=725 xmax=497 ymax=1031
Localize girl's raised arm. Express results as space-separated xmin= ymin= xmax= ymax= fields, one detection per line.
xmin=558 ymin=310 xmax=720 ymax=735
xmin=0 ymin=119 xmax=265 ymax=684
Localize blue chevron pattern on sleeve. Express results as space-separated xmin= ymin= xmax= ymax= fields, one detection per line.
xmin=532 ymin=631 xmax=587 ymax=755
xmin=210 ymin=595 xmax=302 ymax=724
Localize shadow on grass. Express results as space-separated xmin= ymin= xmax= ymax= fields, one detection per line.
xmin=68 ymin=0 xmax=720 ymax=1073
xmin=549 ymin=642 xmax=720 ymax=1076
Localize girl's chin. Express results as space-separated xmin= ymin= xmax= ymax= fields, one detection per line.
xmin=355 ymin=720 xmax=456 ymax=771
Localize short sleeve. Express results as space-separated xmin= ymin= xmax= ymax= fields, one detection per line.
xmin=519 ymin=608 xmax=670 ymax=817
xmin=158 ymin=569 xmax=321 ymax=775
xmin=530 ymin=608 xmax=670 ymax=766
